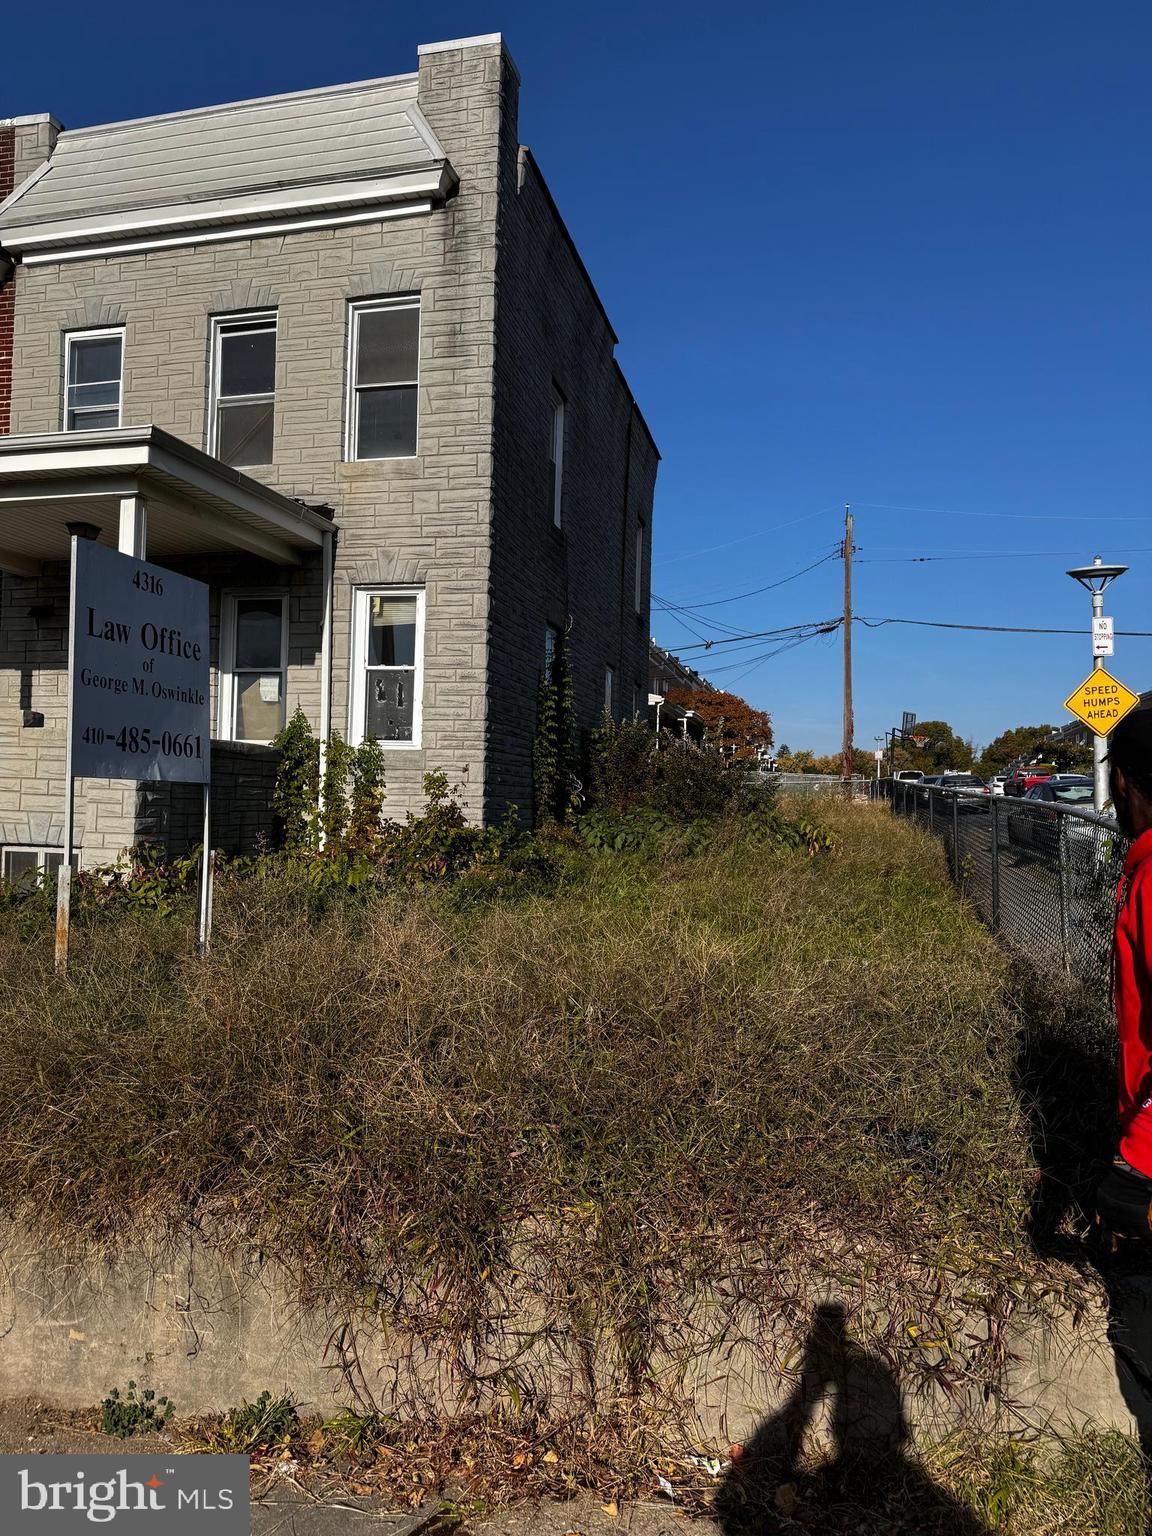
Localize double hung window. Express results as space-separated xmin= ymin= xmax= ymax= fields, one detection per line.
xmin=220 ymin=594 xmax=287 ymax=743
xmin=64 ymin=328 xmax=123 ymax=430
xmin=351 ymin=589 xmax=424 ymax=746
xmin=347 ymin=298 xmax=420 ymax=459
xmin=210 ymin=313 xmax=276 ymax=467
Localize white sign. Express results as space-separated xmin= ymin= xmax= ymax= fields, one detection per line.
xmin=70 ymin=541 xmax=210 ymax=783
xmin=1093 ymin=615 xmax=1114 ymax=658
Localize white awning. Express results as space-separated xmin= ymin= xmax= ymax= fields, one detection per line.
xmin=0 ymin=426 xmax=334 ymax=573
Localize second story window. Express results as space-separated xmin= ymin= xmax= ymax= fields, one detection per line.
xmin=64 ymin=328 xmax=123 ymax=431
xmin=210 ymin=313 xmax=276 ymax=467
xmin=549 ymin=389 xmax=566 ymax=527
xmin=347 ymin=297 xmax=420 ymax=460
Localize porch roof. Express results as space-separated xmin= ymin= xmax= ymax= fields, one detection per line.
xmin=0 ymin=426 xmax=334 ymax=574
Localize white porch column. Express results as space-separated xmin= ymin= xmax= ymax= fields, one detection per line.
xmin=118 ymin=494 xmax=147 ymax=558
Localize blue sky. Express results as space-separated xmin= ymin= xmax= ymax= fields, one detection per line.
xmin=7 ymin=1 xmax=1150 ymax=754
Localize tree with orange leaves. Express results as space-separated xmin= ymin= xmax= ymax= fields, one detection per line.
xmin=664 ymin=686 xmax=773 ymax=760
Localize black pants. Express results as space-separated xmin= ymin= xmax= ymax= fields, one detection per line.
xmin=1098 ymin=1158 xmax=1152 ymax=1242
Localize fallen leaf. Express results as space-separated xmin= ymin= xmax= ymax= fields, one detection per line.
xmin=601 ymin=1500 xmax=618 ymax=1518
xmin=541 ymin=1449 xmax=559 ymax=1464
xmin=774 ymin=1482 xmax=798 ymax=1516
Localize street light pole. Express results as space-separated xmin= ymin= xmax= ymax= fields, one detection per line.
xmin=1066 ymin=556 xmax=1127 ymax=813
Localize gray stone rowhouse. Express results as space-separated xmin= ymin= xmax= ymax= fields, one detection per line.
xmin=0 ymin=34 xmax=658 ymax=866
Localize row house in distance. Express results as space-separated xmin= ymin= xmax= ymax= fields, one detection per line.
xmin=0 ymin=33 xmax=658 ymax=871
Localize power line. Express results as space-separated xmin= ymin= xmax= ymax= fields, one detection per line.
xmin=859 ymin=547 xmax=1152 ymax=565
xmin=852 ymin=500 xmax=1152 ymax=523
xmin=858 ymin=615 xmax=1152 ymax=636
xmin=675 ymin=619 xmax=843 ymax=653
xmin=674 ymin=612 xmax=1152 ymax=654
xmin=651 ymin=596 xmax=751 ymax=639
xmin=654 ymin=505 xmax=838 ymax=567
xmin=654 ymin=549 xmax=838 ymax=611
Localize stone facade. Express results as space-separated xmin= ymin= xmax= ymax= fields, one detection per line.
xmin=0 ymin=37 xmax=657 ymax=863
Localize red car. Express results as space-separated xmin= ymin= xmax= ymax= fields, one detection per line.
xmin=1002 ymin=764 xmax=1056 ymax=798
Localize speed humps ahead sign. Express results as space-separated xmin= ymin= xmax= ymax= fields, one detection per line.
xmin=1064 ymin=668 xmax=1141 ymax=737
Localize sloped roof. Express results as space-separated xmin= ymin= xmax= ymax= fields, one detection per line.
xmin=0 ymin=74 xmax=455 ymax=255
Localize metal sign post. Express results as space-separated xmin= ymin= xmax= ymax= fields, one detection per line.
xmin=54 ymin=536 xmax=80 ymax=972
xmin=55 ymin=541 xmax=211 ymax=972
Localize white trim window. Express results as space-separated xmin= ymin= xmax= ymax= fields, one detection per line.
xmin=209 ymin=312 xmax=276 ymax=466
xmin=63 ymin=327 xmax=123 ymax=430
xmin=350 ymin=588 xmax=425 ymax=747
xmin=219 ymin=592 xmax=288 ymax=743
xmin=604 ymin=664 xmax=615 ymax=716
xmin=549 ymin=388 xmax=566 ymax=527
xmin=2 ymin=847 xmax=73 ymax=883
xmin=346 ymin=297 xmax=420 ymax=460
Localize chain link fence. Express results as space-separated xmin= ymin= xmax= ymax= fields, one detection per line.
xmin=888 ymin=781 xmax=1127 ymax=984
xmin=772 ymin=773 xmax=876 ymax=800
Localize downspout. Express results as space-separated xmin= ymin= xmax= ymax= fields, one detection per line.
xmin=316 ymin=525 xmax=335 ymax=844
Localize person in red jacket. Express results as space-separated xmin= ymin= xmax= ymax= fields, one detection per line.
xmin=1097 ymin=707 xmax=1152 ymax=1239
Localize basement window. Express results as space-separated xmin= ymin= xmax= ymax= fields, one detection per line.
xmin=347 ymin=298 xmax=420 ymax=459
xmin=2 ymin=847 xmax=74 ymax=883
xmin=351 ymin=588 xmax=424 ymax=747
xmin=63 ymin=328 xmax=123 ymax=430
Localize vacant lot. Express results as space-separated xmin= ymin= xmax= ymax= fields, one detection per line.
xmin=0 ymin=798 xmax=1138 ymax=1534
xmin=0 ymin=801 xmax=1035 ymax=1297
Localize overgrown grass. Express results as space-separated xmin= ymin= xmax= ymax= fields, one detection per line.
xmin=0 ymin=802 xmax=1032 ymax=1291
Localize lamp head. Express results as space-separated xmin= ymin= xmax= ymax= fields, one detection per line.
xmin=1066 ymin=555 xmax=1128 ymax=594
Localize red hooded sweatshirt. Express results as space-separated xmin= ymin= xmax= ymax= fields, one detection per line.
xmin=1115 ymin=828 xmax=1152 ymax=1177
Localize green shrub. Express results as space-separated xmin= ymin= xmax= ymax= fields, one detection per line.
xmin=272 ymin=708 xmax=320 ymax=851
xmin=347 ymin=736 xmax=386 ymax=854
xmin=206 ymin=1391 xmax=299 ymax=1456
xmin=100 ymin=1382 xmax=172 ymax=1439
xmin=588 ymin=717 xmax=766 ymax=821
xmin=319 ymin=730 xmax=353 ymax=847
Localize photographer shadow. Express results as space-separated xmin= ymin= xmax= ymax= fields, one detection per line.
xmin=714 ymin=1302 xmax=991 ymax=1534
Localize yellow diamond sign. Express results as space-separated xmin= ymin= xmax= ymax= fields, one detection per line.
xmin=1064 ymin=668 xmax=1141 ymax=736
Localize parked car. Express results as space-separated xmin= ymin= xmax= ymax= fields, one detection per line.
xmin=987 ymin=774 xmax=1009 ymax=797
xmin=1008 ymin=776 xmax=1096 ymax=853
xmin=1003 ymin=764 xmax=1056 ymax=798
xmin=933 ymin=772 xmax=990 ymax=811
xmin=893 ymin=771 xmax=924 ymax=783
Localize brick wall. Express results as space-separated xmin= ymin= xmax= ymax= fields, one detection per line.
xmin=487 ymin=136 xmax=659 ymax=821
xmin=140 ymin=743 xmax=279 ymax=858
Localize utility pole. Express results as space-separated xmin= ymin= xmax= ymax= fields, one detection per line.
xmin=841 ymin=504 xmax=854 ymax=780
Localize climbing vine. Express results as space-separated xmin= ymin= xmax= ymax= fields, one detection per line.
xmin=532 ymin=632 xmax=580 ymax=825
